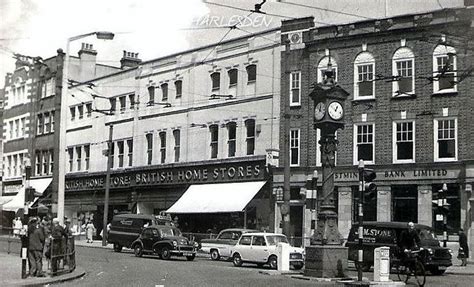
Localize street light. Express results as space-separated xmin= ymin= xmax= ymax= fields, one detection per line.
xmin=57 ymin=31 xmax=114 ymax=226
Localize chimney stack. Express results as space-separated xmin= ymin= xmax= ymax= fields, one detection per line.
xmin=78 ymin=43 xmax=98 ymax=82
xmin=120 ymin=50 xmax=141 ymax=69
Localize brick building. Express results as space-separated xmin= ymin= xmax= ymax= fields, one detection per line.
xmin=275 ymin=7 xmax=474 ymax=252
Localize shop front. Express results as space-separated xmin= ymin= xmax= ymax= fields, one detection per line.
xmin=65 ymin=157 xmax=272 ymax=236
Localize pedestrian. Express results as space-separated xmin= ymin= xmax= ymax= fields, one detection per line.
xmin=458 ymin=228 xmax=469 ymax=266
xmin=85 ymin=220 xmax=96 ymax=243
xmin=398 ymin=222 xmax=421 ymax=261
xmin=13 ymin=217 xmax=23 ymax=237
xmin=63 ymin=218 xmax=74 ymax=268
xmin=51 ymin=218 xmax=66 ymax=275
xmin=27 ymin=217 xmax=45 ymax=277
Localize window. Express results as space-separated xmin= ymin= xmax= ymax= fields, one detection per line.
xmin=7 ymin=156 xmax=11 ymax=177
xmin=127 ymin=139 xmax=133 ymax=166
xmin=393 ymin=121 xmax=415 ymax=163
xmin=42 ymin=151 xmax=48 ymax=175
xmin=354 ymin=123 xmax=374 ymax=164
xmin=317 ymin=56 xmax=338 ymax=83
xmin=245 ymin=119 xmax=256 ymax=155
xmin=175 ymin=80 xmax=182 ymax=98
xmin=51 ymin=111 xmax=55 ymax=132
xmin=76 ymin=146 xmax=82 ymax=171
xmin=148 ymin=86 xmax=155 ymax=106
xmin=159 ymin=131 xmax=166 ymax=164
xmin=392 ymin=47 xmax=415 ymax=96
xmin=434 ymin=118 xmax=457 ymax=161
xmin=49 ymin=150 xmax=54 ymax=174
xmin=110 ymin=98 xmax=116 ymax=114
xmin=118 ymin=141 xmax=124 ymax=167
xmin=161 ymin=83 xmax=168 ymax=101
xmin=227 ymin=122 xmax=236 ymax=157
xmin=290 ymin=129 xmax=300 ymax=166
xmin=9 ymin=121 xmax=13 ymax=139
xmin=354 ymin=52 xmax=375 ymax=99
xmin=146 ymin=133 xmax=153 ymax=165
xmin=228 ymin=69 xmax=238 ymax=87
xmin=84 ymin=145 xmax=89 ymax=170
xmin=211 ymin=72 xmax=220 ymax=91
xmin=20 ymin=118 xmax=25 ymax=137
xmin=433 ymin=45 xmax=457 ymax=93
xmin=14 ymin=119 xmax=19 ymax=138
xmin=86 ymin=103 xmax=92 ymax=117
xmin=109 ymin=142 xmax=115 ymax=168
xmin=246 ymin=65 xmax=256 ymax=84
xmin=35 ymin=152 xmax=41 ymax=175
xmin=44 ymin=113 xmax=50 ymax=133
xmin=290 ymin=71 xmax=301 ymax=106
xmin=392 ymin=185 xmax=418 ymax=223
xmin=119 ymin=96 xmax=126 ymax=112
xmin=68 ymin=148 xmax=73 ymax=172
xmin=37 ymin=114 xmax=43 ymax=135
xmin=129 ymin=94 xmax=135 ymax=109
xmin=78 ymin=105 xmax=84 ymax=119
xmin=70 ymin=107 xmax=75 ymax=121
xmin=173 ymin=130 xmax=180 ymax=162
xmin=210 ymin=125 xmax=219 ymax=159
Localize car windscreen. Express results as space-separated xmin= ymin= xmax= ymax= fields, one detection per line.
xmin=159 ymin=227 xmax=182 ymax=237
xmin=418 ymin=228 xmax=439 ymax=246
xmin=266 ymin=235 xmax=289 ymax=246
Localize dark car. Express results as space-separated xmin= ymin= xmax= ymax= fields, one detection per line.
xmin=200 ymin=228 xmax=258 ymax=260
xmin=107 ymin=213 xmax=174 ymax=252
xmin=346 ymin=221 xmax=452 ymax=275
xmin=131 ymin=225 xmax=198 ymax=261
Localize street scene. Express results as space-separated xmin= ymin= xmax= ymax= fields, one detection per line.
xmin=1 ymin=0 xmax=474 ymax=286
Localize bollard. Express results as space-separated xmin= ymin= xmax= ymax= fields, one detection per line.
xmin=374 ymin=246 xmax=390 ymax=282
xmin=20 ymin=227 xmax=28 ymax=279
xmin=277 ymin=242 xmax=290 ymax=271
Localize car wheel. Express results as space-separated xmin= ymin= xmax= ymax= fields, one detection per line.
xmin=186 ymin=254 xmax=196 ymax=261
xmin=133 ymin=244 xmax=143 ymax=257
xmin=210 ymin=249 xmax=221 ymax=261
xmin=113 ymin=244 xmax=122 ymax=252
xmin=268 ymin=255 xmax=278 ymax=270
xmin=429 ymin=266 xmax=446 ymax=275
xmin=293 ymin=263 xmax=304 ymax=270
xmin=233 ymin=253 xmax=243 ymax=267
xmin=161 ymin=246 xmax=171 ymax=260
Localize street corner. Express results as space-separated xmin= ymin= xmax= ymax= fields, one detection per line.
xmin=2 ymin=266 xmax=86 ymax=287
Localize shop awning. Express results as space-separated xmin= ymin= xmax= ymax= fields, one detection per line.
xmin=166 ymin=181 xmax=266 ymax=214
xmin=2 ymin=187 xmax=25 ymax=212
xmin=29 ymin=178 xmax=52 ymax=196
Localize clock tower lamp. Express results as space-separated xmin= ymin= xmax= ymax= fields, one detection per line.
xmin=304 ymin=64 xmax=349 ymax=278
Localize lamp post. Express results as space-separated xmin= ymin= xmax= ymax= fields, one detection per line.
xmin=56 ymin=31 xmax=114 ymax=226
xmin=441 ymin=183 xmax=448 ymax=247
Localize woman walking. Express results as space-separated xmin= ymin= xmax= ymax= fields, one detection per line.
xmin=85 ymin=220 xmax=96 ymax=243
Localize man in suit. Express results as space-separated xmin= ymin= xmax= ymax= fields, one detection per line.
xmin=27 ymin=217 xmax=45 ymax=277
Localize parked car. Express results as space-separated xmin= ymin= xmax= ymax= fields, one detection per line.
xmin=346 ymin=221 xmax=452 ymax=275
xmin=131 ymin=225 xmax=198 ymax=260
xmin=200 ymin=228 xmax=258 ymax=260
xmin=230 ymin=232 xmax=304 ymax=270
xmin=107 ymin=213 xmax=174 ymax=252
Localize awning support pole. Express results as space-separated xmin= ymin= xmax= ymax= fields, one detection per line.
xmin=244 ymin=209 xmax=247 ymax=229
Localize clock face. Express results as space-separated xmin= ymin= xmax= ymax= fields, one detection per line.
xmin=328 ymin=101 xmax=344 ymax=120
xmin=314 ymin=102 xmax=326 ymax=121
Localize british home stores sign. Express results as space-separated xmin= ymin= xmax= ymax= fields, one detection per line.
xmin=65 ymin=161 xmax=264 ymax=191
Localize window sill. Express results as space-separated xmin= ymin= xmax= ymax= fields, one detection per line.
xmin=40 ymin=95 xmax=55 ymax=100
xmin=431 ymin=91 xmax=458 ymax=97
xmin=393 ymin=160 xmax=415 ymax=164
xmin=391 ymin=93 xmax=416 ymax=100
xmin=434 ymin=158 xmax=458 ymax=163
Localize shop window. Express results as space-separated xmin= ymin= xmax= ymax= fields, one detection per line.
xmin=392 ymin=47 xmax=415 ymax=96
xmin=209 ymin=125 xmax=219 ymax=159
xmin=290 ymin=71 xmax=301 ymax=106
xmin=211 ymin=72 xmax=220 ymax=92
xmin=159 ymin=131 xmax=166 ymax=164
xmin=433 ymin=45 xmax=456 ymax=93
xmin=173 ymin=130 xmax=180 ymax=162
xmin=354 ymin=123 xmax=374 ymax=164
xmin=290 ymin=129 xmax=300 ymax=166
xmin=393 ymin=121 xmax=415 ymax=163
xmin=227 ymin=122 xmax=236 ymax=157
xmin=432 ymin=184 xmax=460 ymax=235
xmin=175 ymin=80 xmax=182 ymax=98
xmin=434 ymin=118 xmax=457 ymax=161
xmin=354 ymin=52 xmax=375 ymax=99
xmin=392 ymin=185 xmax=418 ymax=223
xmin=246 ymin=65 xmax=256 ymax=84
xmin=245 ymin=119 xmax=255 ymax=155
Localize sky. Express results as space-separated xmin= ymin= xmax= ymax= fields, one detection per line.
xmin=0 ymin=0 xmax=465 ymax=88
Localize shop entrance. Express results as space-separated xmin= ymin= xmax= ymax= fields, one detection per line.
xmin=392 ymin=185 xmax=418 ymax=222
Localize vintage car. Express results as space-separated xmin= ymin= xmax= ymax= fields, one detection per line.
xmin=230 ymin=232 xmax=304 ymax=270
xmin=200 ymin=228 xmax=258 ymax=260
xmin=131 ymin=225 xmax=198 ymax=260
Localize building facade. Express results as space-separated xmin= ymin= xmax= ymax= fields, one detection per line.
xmin=64 ymin=29 xmax=282 ymax=234
xmin=275 ymin=7 xmax=474 ymax=250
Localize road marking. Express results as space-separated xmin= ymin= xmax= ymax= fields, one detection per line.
xmin=97 ymin=271 xmax=104 ymax=276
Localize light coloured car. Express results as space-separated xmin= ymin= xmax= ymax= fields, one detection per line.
xmin=200 ymin=228 xmax=258 ymax=260
xmin=230 ymin=232 xmax=304 ymax=270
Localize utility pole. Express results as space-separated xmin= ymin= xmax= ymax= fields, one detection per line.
xmin=102 ymin=124 xmax=113 ymax=246
xmin=282 ymin=40 xmax=291 ymax=237
xmin=357 ymin=160 xmax=365 ymax=282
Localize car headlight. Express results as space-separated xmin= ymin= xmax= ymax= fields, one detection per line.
xmin=173 ymin=240 xmax=178 ymax=247
xmin=448 ymin=249 xmax=453 ymax=256
xmin=193 ymin=241 xmax=199 ymax=247
xmin=427 ymin=248 xmax=433 ymax=255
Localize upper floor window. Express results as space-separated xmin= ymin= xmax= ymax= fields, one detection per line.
xmin=290 ymin=129 xmax=300 ymax=166
xmin=159 ymin=131 xmax=166 ymax=164
xmin=354 ymin=52 xmax=375 ymax=99
xmin=211 ymin=72 xmax=220 ymax=92
xmin=392 ymin=47 xmax=414 ymax=96
xmin=36 ymin=151 xmax=41 ymax=175
xmin=129 ymin=94 xmax=135 ymax=109
xmin=109 ymin=98 xmax=116 ymax=114
xmin=68 ymin=148 xmax=74 ymax=172
xmin=76 ymin=146 xmax=82 ymax=171
xmin=37 ymin=114 xmax=44 ymax=135
xmin=246 ymin=65 xmax=256 ymax=84
xmin=161 ymin=83 xmax=168 ymax=101
xmin=209 ymin=124 xmax=219 ymax=159
xmin=86 ymin=103 xmax=92 ymax=117
xmin=148 ymin=86 xmax=155 ymax=106
xmin=228 ymin=69 xmax=238 ymax=87
xmin=69 ymin=107 xmax=76 ymax=121
xmin=42 ymin=77 xmax=55 ymax=98
xmin=227 ymin=122 xmax=236 ymax=157
xmin=117 ymin=141 xmax=124 ymax=168
xmin=146 ymin=133 xmax=153 ymax=165
xmin=51 ymin=111 xmax=55 ymax=132
xmin=173 ymin=129 xmax=180 ymax=162
xmin=44 ymin=113 xmax=51 ymax=133
xmin=245 ymin=119 xmax=255 ymax=155
xmin=434 ymin=118 xmax=457 ymax=161
xmin=290 ymin=71 xmax=301 ymax=106
xmin=127 ymin=139 xmax=133 ymax=167
xmin=433 ymin=45 xmax=457 ymax=93
xmin=393 ymin=121 xmax=415 ymax=163
xmin=78 ymin=105 xmax=84 ymax=119
xmin=317 ymin=56 xmax=338 ymax=83
xmin=49 ymin=150 xmax=54 ymax=174
xmin=119 ymin=96 xmax=126 ymax=112
xmin=84 ymin=145 xmax=90 ymax=170
xmin=354 ymin=123 xmax=374 ymax=164
xmin=175 ymin=80 xmax=182 ymax=98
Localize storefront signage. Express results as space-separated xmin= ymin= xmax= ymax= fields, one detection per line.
xmin=3 ymin=184 xmax=22 ymax=194
xmin=66 ymin=161 xmax=264 ymax=191
xmin=334 ymin=168 xmax=455 ymax=182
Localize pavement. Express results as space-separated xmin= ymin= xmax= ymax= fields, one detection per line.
xmin=1 ymin=236 xmax=474 ymax=286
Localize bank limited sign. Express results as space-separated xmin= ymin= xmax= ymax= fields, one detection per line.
xmin=334 ymin=167 xmax=458 ymax=182
xmin=65 ymin=161 xmax=264 ymax=191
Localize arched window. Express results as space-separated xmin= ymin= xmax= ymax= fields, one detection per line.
xmin=209 ymin=124 xmax=219 ymax=159
xmin=210 ymin=72 xmax=220 ymax=91
xmin=174 ymin=80 xmax=182 ymax=98
xmin=228 ymin=69 xmax=238 ymax=87
xmin=392 ymin=47 xmax=415 ymax=96
xmin=246 ymin=65 xmax=256 ymax=84
xmin=161 ymin=83 xmax=168 ymax=101
xmin=245 ymin=119 xmax=255 ymax=155
xmin=353 ymin=52 xmax=375 ymax=99
xmin=227 ymin=122 xmax=237 ymax=157
xmin=433 ymin=45 xmax=457 ymax=93
xmin=317 ymin=56 xmax=337 ymax=83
